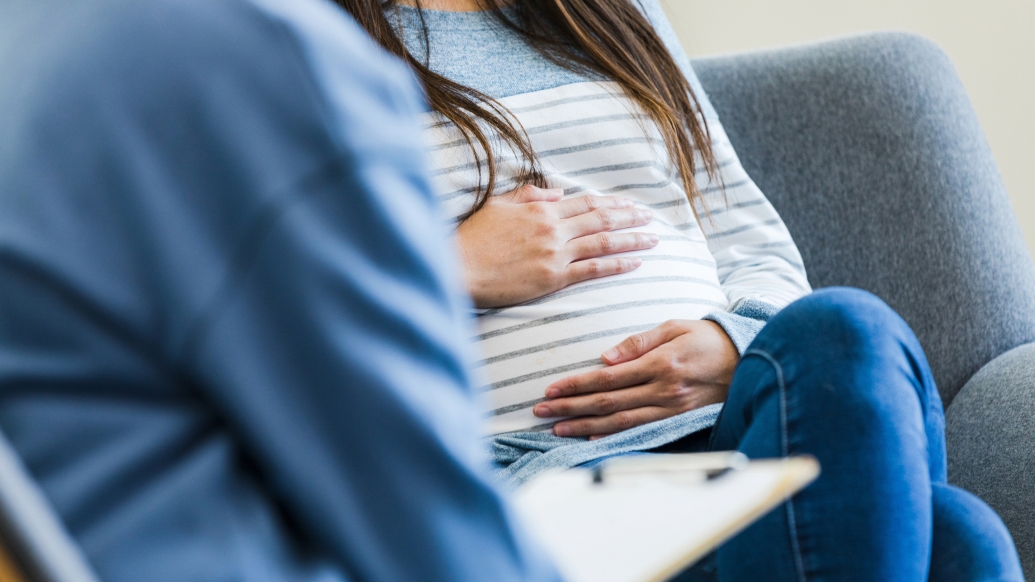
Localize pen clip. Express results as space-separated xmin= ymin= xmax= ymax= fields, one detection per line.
xmin=591 ymin=452 xmax=749 ymax=485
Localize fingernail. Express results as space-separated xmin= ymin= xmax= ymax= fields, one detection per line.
xmin=640 ymin=209 xmax=653 ymax=221
xmin=545 ymin=387 xmax=561 ymax=398
xmin=646 ymin=234 xmax=659 ymax=245
xmin=602 ymin=348 xmax=621 ymax=362
xmin=555 ymin=424 xmax=572 ymax=437
xmin=627 ymin=258 xmax=642 ymax=269
xmin=533 ymin=404 xmax=552 ymax=418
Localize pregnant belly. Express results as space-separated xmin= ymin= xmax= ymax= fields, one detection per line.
xmin=474 ymin=255 xmax=729 ymax=435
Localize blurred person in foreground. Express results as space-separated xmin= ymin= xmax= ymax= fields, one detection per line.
xmin=0 ymin=0 xmax=562 ymax=580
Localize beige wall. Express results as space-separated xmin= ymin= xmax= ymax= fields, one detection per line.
xmin=661 ymin=0 xmax=1035 ymax=259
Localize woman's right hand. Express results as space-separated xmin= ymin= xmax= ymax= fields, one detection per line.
xmin=455 ymin=185 xmax=657 ymax=308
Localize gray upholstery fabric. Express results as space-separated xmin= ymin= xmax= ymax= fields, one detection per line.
xmin=692 ymin=32 xmax=1035 ymax=575
xmin=692 ymin=33 xmax=1035 ymax=407
xmin=947 ymin=342 xmax=1035 ymax=575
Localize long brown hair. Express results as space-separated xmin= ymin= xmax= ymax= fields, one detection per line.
xmin=335 ymin=0 xmax=719 ymax=224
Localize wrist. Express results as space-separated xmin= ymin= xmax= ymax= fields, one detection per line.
xmin=702 ymin=311 xmax=767 ymax=355
xmin=456 ymin=255 xmax=501 ymax=309
xmin=458 ymin=260 xmax=490 ymax=309
xmin=701 ymin=320 xmax=740 ymax=384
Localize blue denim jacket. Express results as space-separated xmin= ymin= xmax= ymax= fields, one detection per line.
xmin=0 ymin=1 xmax=559 ymax=580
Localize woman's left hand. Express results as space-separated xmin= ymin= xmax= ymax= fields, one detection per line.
xmin=532 ymin=320 xmax=740 ymax=439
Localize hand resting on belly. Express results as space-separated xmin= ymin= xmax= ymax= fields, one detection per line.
xmin=454 ymin=184 xmax=658 ymax=308
xmin=534 ymin=319 xmax=738 ymax=439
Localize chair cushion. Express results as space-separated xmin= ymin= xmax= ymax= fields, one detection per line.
xmin=946 ymin=342 xmax=1035 ymax=575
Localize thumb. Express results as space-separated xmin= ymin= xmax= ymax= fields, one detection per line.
xmin=503 ymin=184 xmax=564 ymax=204
xmin=601 ymin=323 xmax=683 ymax=365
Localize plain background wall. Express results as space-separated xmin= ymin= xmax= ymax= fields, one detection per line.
xmin=661 ymin=0 xmax=1035 ymax=259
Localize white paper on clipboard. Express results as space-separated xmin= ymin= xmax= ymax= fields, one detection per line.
xmin=513 ymin=455 xmax=820 ymax=582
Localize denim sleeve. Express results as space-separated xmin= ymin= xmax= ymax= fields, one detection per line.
xmin=175 ymin=5 xmax=560 ymax=582
xmin=182 ymin=148 xmax=560 ymax=582
xmin=0 ymin=1 xmax=558 ymax=580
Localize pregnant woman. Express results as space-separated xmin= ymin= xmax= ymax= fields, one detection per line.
xmin=335 ymin=0 xmax=1023 ymax=579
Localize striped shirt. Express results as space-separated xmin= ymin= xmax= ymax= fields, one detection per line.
xmin=421 ymin=81 xmax=811 ymax=434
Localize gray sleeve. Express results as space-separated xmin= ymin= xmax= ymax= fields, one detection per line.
xmin=636 ymin=0 xmax=812 ymax=323
xmin=703 ymin=299 xmax=782 ymax=354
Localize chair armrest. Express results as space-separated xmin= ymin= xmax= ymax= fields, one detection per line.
xmin=946 ymin=342 xmax=1035 ymax=577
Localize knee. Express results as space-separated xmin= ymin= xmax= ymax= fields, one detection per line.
xmin=750 ymin=287 xmax=935 ymax=420
xmin=764 ymin=287 xmax=913 ymax=357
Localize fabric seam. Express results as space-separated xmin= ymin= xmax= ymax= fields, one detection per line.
xmin=744 ymin=348 xmax=808 ymax=582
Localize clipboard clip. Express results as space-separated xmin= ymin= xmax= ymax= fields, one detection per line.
xmin=591 ymin=452 xmax=749 ymax=486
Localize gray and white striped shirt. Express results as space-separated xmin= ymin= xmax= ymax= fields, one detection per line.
xmin=421 ymin=81 xmax=811 ymax=434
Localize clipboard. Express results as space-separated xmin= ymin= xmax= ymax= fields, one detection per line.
xmin=513 ymin=453 xmax=820 ymax=582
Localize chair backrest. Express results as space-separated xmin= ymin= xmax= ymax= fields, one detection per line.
xmin=0 ymin=428 xmax=99 ymax=582
xmin=692 ymin=32 xmax=1035 ymax=406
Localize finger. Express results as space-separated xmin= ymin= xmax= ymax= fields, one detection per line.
xmin=534 ymin=383 xmax=661 ymax=418
xmin=569 ymin=232 xmax=659 ymax=261
xmin=566 ymin=206 xmax=654 ymax=238
xmin=501 ymin=184 xmax=563 ymax=204
xmin=552 ymin=407 xmax=672 ymax=438
xmin=563 ymin=257 xmax=643 ymax=285
xmin=544 ymin=359 xmax=654 ymax=399
xmin=554 ymin=195 xmax=634 ymax=219
xmin=587 ymin=433 xmax=615 ymax=441
xmin=600 ymin=322 xmax=686 ymax=365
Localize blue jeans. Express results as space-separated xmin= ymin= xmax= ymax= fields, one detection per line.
xmin=674 ymin=288 xmax=1023 ymax=582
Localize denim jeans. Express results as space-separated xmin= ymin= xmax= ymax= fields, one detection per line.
xmin=672 ymin=288 xmax=1023 ymax=582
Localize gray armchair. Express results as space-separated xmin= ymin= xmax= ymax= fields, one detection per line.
xmin=692 ymin=32 xmax=1035 ymax=575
